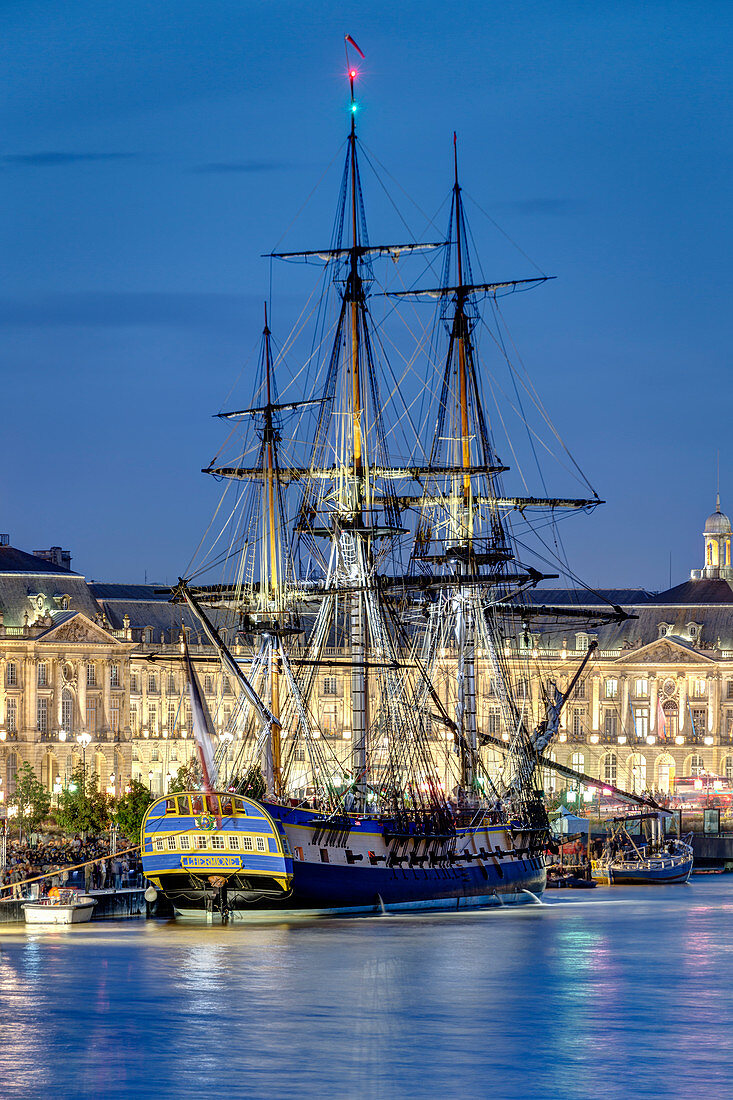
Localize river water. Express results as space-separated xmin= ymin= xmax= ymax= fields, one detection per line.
xmin=0 ymin=879 xmax=731 ymax=1099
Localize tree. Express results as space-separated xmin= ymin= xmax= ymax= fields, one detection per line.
xmin=167 ymin=761 xmax=200 ymax=794
xmin=113 ymin=780 xmax=153 ymax=846
xmin=8 ymin=762 xmax=51 ymax=839
xmin=232 ymin=763 xmax=265 ymax=801
xmin=56 ymin=765 xmax=111 ymax=837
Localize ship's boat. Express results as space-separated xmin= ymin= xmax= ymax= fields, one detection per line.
xmin=142 ymin=41 xmax=631 ymax=920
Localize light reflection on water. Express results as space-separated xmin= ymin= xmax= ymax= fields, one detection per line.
xmin=1 ymin=883 xmax=732 ymax=1099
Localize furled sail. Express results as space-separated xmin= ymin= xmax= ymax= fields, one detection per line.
xmin=182 ymin=629 xmax=219 ymax=793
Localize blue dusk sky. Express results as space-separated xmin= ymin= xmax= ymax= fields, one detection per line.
xmin=1 ymin=1 xmax=731 ymax=590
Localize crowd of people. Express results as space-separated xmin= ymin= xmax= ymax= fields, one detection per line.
xmin=0 ymin=835 xmax=144 ymax=899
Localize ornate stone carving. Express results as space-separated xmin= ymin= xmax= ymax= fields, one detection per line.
xmin=43 ymin=616 xmax=113 ymax=646
xmin=618 ymin=638 xmax=714 ymax=666
xmin=61 ymin=662 xmax=77 ymax=690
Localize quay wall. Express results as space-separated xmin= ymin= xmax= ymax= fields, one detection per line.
xmin=691 ymin=833 xmax=733 ymax=869
xmin=0 ymin=888 xmax=146 ymax=924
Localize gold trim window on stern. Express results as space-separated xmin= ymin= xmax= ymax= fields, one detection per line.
xmin=211 ymin=836 xmax=225 ymax=850
xmin=180 ymin=836 xmax=191 ymax=850
xmin=229 ymin=836 xmax=240 ymax=850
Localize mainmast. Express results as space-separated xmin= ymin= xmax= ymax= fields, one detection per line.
xmin=349 ymin=66 xmax=365 ymax=509
xmin=346 ymin=62 xmax=369 ymax=808
xmin=450 ymin=136 xmax=478 ymax=796
xmin=453 ymin=134 xmax=473 ymax=548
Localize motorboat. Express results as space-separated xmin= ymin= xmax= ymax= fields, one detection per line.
xmin=23 ymin=888 xmax=97 ymax=925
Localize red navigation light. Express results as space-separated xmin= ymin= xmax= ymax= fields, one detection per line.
xmin=350 ymin=69 xmax=357 ymax=78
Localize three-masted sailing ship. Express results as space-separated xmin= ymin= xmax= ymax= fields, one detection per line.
xmin=142 ymin=49 xmax=628 ymax=919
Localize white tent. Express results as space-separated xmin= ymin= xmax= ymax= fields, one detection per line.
xmin=551 ymin=805 xmax=590 ymax=836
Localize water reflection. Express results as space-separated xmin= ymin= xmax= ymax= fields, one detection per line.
xmin=0 ymin=883 xmax=731 ymax=1098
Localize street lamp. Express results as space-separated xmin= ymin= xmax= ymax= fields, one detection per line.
xmin=77 ymin=731 xmax=92 ymax=772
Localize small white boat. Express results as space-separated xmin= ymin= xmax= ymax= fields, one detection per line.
xmin=23 ymin=889 xmax=97 ymax=925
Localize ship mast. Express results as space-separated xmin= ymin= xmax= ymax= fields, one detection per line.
xmin=180 ymin=53 xmax=630 ymax=818
xmin=346 ymin=64 xmax=369 ymax=808
xmin=453 ymin=134 xmax=472 ymax=548
xmin=262 ymin=303 xmax=282 ymax=795
xmin=451 ymin=136 xmax=478 ymax=796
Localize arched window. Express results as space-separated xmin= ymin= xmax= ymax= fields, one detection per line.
xmin=656 ymin=753 xmax=675 ymax=793
xmin=687 ymin=753 xmax=704 ymax=777
xmin=42 ymin=752 xmax=59 ymax=791
xmin=542 ymin=751 xmax=557 ymax=794
xmin=93 ymin=752 xmax=106 ymax=788
xmin=628 ymin=753 xmax=647 ymax=794
xmin=571 ymin=752 xmax=585 ymax=772
xmin=6 ymin=752 xmax=18 ymax=794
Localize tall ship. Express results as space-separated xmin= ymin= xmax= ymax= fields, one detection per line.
xmin=142 ymin=45 xmax=628 ymax=919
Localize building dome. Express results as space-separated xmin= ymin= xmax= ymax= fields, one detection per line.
xmin=704 ymin=498 xmax=732 ymax=535
xmin=692 ymin=494 xmax=733 ymax=582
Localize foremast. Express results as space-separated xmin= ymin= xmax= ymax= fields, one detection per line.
xmin=262 ymin=305 xmax=283 ymax=794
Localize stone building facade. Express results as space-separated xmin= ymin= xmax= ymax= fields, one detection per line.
xmin=1 ymin=500 xmax=733 ymax=805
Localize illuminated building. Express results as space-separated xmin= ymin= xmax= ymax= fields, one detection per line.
xmin=1 ymin=501 xmax=733 ymax=803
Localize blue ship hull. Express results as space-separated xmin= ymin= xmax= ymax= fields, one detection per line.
xmin=142 ymin=792 xmax=548 ymax=919
xmin=283 ymin=852 xmax=546 ymax=911
xmin=262 ymin=802 xmax=547 ymax=914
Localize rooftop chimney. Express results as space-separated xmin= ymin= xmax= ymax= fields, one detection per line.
xmin=33 ymin=546 xmax=72 ymax=571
